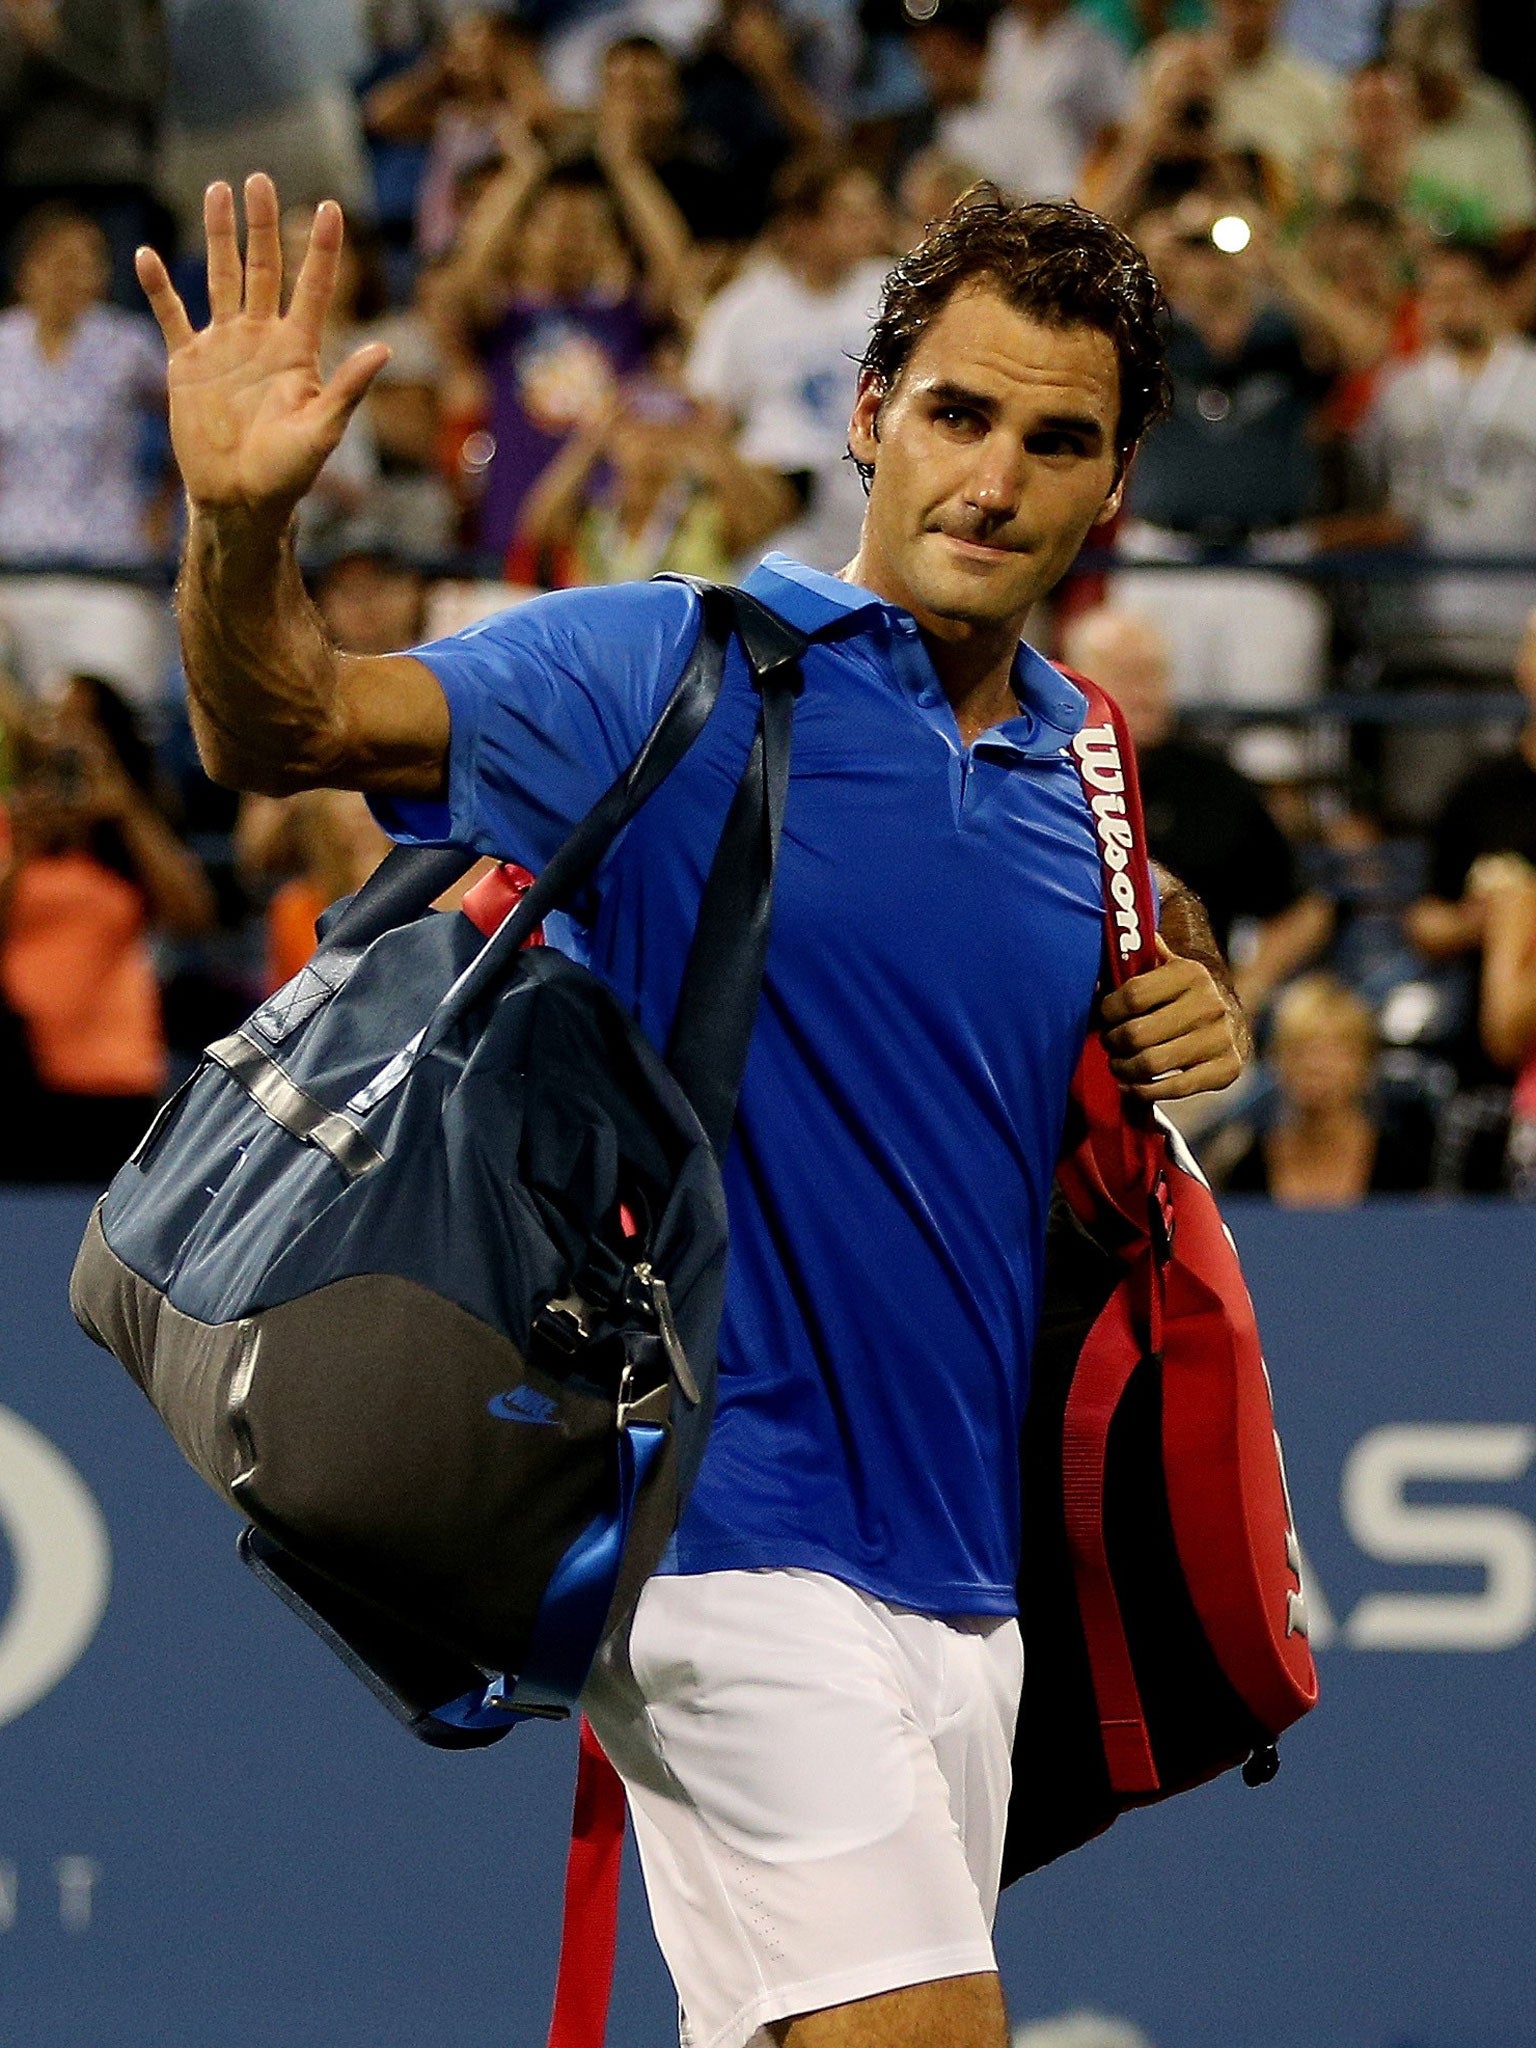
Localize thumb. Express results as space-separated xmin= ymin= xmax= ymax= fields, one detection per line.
xmin=314 ymin=339 xmax=391 ymax=436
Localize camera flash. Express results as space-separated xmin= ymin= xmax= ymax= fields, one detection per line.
xmin=1211 ymin=215 xmax=1253 ymax=254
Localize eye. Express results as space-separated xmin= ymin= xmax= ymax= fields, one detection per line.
xmin=1025 ymin=430 xmax=1093 ymax=458
xmin=933 ymin=404 xmax=986 ymax=433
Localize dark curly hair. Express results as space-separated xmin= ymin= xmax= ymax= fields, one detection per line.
xmin=855 ymin=189 xmax=1170 ymax=483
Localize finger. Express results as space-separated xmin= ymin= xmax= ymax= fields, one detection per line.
xmin=1127 ymin=1054 xmax=1244 ymax=1103
xmin=1109 ymin=1022 xmax=1233 ymax=1087
xmin=204 ymin=180 xmax=242 ymax=322
xmin=1102 ymin=986 xmax=1219 ymax=1057
xmin=288 ymin=198 xmax=345 ymax=348
xmin=313 ymin=340 xmax=392 ymax=431
xmin=134 ymin=246 xmax=195 ymax=352
xmin=242 ymin=172 xmax=283 ymax=319
xmin=1100 ymin=961 xmax=1196 ymax=1025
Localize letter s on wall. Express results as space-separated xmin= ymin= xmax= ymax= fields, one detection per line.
xmin=1343 ymin=1423 xmax=1536 ymax=1652
xmin=0 ymin=1405 xmax=112 ymax=1728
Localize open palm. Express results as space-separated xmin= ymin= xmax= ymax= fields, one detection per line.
xmin=136 ymin=175 xmax=390 ymax=516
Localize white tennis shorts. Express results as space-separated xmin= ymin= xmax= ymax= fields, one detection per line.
xmin=582 ymin=1567 xmax=1024 ymax=2048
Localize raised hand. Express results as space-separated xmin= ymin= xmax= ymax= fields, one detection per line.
xmin=135 ymin=175 xmax=390 ymax=522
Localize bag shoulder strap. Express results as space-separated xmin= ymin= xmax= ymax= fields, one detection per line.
xmin=1055 ymin=664 xmax=1159 ymax=989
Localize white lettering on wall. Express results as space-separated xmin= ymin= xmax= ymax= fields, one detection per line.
xmin=0 ymin=1406 xmax=112 ymax=1729
xmin=55 ymin=1856 xmax=99 ymax=1933
xmin=0 ymin=1861 xmax=16 ymax=1932
xmin=1342 ymin=1424 xmax=1536 ymax=1651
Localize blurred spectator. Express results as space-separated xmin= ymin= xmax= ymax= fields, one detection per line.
xmin=1197 ymin=0 xmax=1340 ymax=179
xmin=685 ymin=156 xmax=890 ymax=572
xmin=1062 ymin=607 xmax=1328 ymax=1009
xmin=910 ymin=0 xmax=1132 ymax=202
xmin=516 ymin=379 xmax=793 ymax=582
xmin=1469 ymin=852 xmax=1536 ymax=1196
xmin=364 ymin=10 xmax=561 ymax=262
xmin=277 ymin=206 xmax=455 ymax=559
xmin=596 ymin=35 xmax=756 ymax=247
xmin=1302 ymin=200 xmax=1420 ymax=440
xmin=1389 ymin=0 xmax=1536 ymax=236
xmin=1354 ymin=239 xmax=1536 ymax=686
xmin=1218 ymin=973 xmax=1434 ymax=1202
xmin=249 ymin=788 xmax=393 ymax=993
xmin=672 ymin=0 xmax=831 ymax=242
xmin=895 ymin=147 xmax=983 ymax=249
xmin=157 ymin=0 xmax=372 ymax=249
xmin=310 ymin=538 xmax=430 ymax=656
xmin=1086 ymin=29 xmax=1288 ymax=227
xmin=1405 ymin=608 xmax=1536 ymax=968
xmin=0 ymin=203 xmax=173 ymax=709
xmin=0 ymin=0 xmax=168 ymax=309
xmin=0 ymin=673 xmax=213 ymax=1182
xmin=1305 ymin=60 xmax=1506 ymax=246
xmin=1114 ymin=195 xmax=1381 ymax=707
xmin=444 ymin=121 xmax=698 ymax=554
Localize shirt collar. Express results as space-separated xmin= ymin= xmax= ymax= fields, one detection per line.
xmin=741 ymin=551 xmax=1088 ymax=755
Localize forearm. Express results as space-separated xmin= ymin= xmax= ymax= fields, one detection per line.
xmin=1405 ymin=894 xmax=1482 ymax=961
xmin=601 ymin=150 xmax=698 ymax=324
xmin=1479 ymin=904 xmax=1536 ymax=1068
xmin=1264 ymin=245 xmax=1390 ymax=377
xmin=176 ymin=505 xmax=348 ymax=795
xmin=114 ymin=798 xmax=217 ymax=935
xmin=1233 ymin=892 xmax=1333 ymax=1014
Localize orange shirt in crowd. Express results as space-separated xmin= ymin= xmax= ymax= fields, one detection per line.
xmin=266 ymin=878 xmax=329 ymax=993
xmin=1 ymin=850 xmax=166 ymax=1095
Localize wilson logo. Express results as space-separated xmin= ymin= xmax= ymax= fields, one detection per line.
xmin=1072 ymin=722 xmax=1143 ymax=960
xmin=487 ymin=1386 xmax=560 ymax=1426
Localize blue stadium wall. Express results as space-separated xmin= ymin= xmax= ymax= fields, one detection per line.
xmin=2 ymin=1192 xmax=1533 ymax=2048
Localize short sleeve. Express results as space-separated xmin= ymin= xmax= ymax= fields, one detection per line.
xmin=370 ymin=579 xmax=703 ymax=871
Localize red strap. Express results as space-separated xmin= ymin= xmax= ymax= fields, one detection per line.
xmin=462 ymin=862 xmax=546 ymax=942
xmin=545 ymin=1718 xmax=628 ymax=2048
xmin=1053 ymin=667 xmax=1159 ymax=988
xmin=1053 ymin=664 xmax=1163 ymax=1799
xmin=1060 ymin=1285 xmax=1160 ymax=1796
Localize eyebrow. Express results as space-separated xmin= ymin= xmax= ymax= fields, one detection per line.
xmin=920 ymin=380 xmax=1107 ymax=444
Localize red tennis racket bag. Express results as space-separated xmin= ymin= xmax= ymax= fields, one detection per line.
xmin=1003 ymin=675 xmax=1319 ymax=1883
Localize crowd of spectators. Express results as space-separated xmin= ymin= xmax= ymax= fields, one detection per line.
xmin=3 ymin=0 xmax=1536 ymax=1202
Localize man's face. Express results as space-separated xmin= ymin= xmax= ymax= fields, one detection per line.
xmin=1421 ymin=252 xmax=1503 ymax=354
xmin=849 ymin=284 xmax=1124 ymax=632
xmin=317 ymin=558 xmax=426 ymax=656
xmin=803 ymin=172 xmax=890 ymax=277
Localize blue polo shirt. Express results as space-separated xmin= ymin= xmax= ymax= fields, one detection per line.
xmin=376 ymin=553 xmax=1105 ymax=1616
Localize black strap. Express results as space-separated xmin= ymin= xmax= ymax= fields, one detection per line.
xmin=319 ymin=844 xmax=478 ymax=953
xmin=664 ymin=589 xmax=806 ymax=1157
xmin=326 ymin=580 xmax=810 ymax=1163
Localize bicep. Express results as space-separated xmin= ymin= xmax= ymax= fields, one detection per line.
xmin=336 ymin=654 xmax=452 ymax=800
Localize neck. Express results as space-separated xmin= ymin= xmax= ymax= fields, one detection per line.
xmin=844 ymin=542 xmax=1024 ymax=740
xmin=31 ymin=309 xmax=78 ymax=357
xmin=787 ymin=248 xmax=847 ymax=296
xmin=1519 ymin=715 xmax=1536 ymax=771
xmin=1448 ymin=331 xmax=1501 ymax=371
xmin=1285 ymin=1101 xmax=1366 ymax=1143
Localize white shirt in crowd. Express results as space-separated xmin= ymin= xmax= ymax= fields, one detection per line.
xmin=939 ymin=7 xmax=1131 ymax=201
xmin=686 ymin=255 xmax=888 ymax=574
xmin=0 ymin=305 xmax=164 ymax=568
xmin=1358 ymin=336 xmax=1536 ymax=674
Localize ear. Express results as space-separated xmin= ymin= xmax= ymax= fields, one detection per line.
xmin=1092 ymin=465 xmax=1128 ymax=528
xmin=847 ymin=369 xmax=884 ymax=466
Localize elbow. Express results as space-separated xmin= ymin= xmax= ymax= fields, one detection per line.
xmin=188 ymin=707 xmax=337 ymax=798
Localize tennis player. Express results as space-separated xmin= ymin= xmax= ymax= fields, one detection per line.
xmin=138 ymin=173 xmax=1246 ymax=2048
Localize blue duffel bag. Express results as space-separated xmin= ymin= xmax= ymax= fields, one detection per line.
xmin=69 ymin=580 xmax=809 ymax=1746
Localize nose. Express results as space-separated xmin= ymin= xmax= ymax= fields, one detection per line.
xmin=961 ymin=434 xmax=1025 ymax=522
